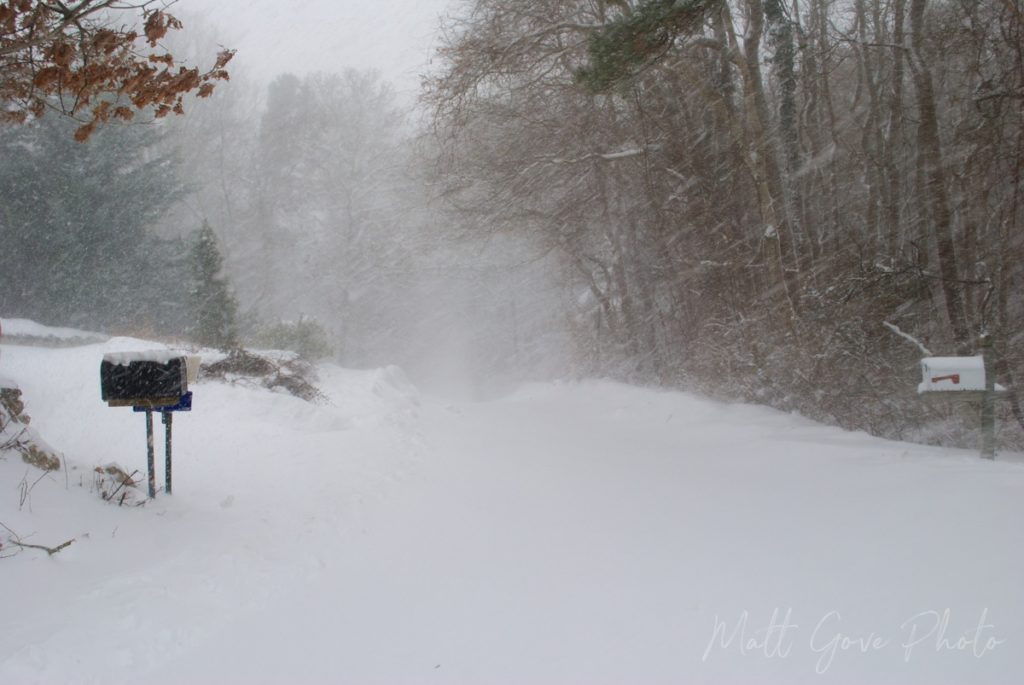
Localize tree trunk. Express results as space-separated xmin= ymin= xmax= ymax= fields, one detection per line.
xmin=907 ymin=0 xmax=971 ymax=350
xmin=723 ymin=1 xmax=801 ymax=318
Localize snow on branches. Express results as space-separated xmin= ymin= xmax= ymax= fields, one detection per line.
xmin=0 ymin=0 xmax=234 ymax=140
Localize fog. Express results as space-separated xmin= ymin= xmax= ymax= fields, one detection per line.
xmin=1 ymin=0 xmax=1021 ymax=445
xmin=177 ymin=0 xmax=453 ymax=101
xmin=0 ymin=2 xmax=573 ymax=400
xmin=159 ymin=63 xmax=573 ymax=398
xmin=176 ymin=0 xmax=576 ymax=399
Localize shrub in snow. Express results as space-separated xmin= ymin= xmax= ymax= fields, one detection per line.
xmin=0 ymin=387 xmax=61 ymax=472
xmin=92 ymin=464 xmax=145 ymax=507
xmin=0 ymin=387 xmax=26 ymax=423
xmin=203 ymin=349 xmax=325 ymax=403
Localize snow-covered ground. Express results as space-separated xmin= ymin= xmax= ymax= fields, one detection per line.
xmin=1 ymin=330 xmax=1022 ymax=684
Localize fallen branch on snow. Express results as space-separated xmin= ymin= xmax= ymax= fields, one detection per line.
xmin=0 ymin=521 xmax=75 ymax=557
xmin=9 ymin=538 xmax=76 ymax=556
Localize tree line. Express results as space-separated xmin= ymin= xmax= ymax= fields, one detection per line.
xmin=2 ymin=0 xmax=1020 ymax=446
xmin=423 ymin=0 xmax=1024 ymax=445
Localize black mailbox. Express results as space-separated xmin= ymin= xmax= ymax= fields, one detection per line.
xmin=101 ymin=353 xmax=188 ymax=406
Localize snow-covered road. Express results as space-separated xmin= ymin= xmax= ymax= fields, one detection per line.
xmin=2 ymin=340 xmax=1023 ymax=684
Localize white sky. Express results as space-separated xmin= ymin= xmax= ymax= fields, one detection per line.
xmin=176 ymin=0 xmax=455 ymax=101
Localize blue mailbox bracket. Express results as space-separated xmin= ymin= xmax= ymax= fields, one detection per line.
xmin=133 ymin=391 xmax=193 ymax=414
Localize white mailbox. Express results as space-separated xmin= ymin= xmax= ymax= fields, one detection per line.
xmin=918 ymin=356 xmax=986 ymax=393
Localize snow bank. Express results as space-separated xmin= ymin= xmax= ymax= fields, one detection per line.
xmin=1 ymin=318 xmax=106 ymax=345
xmin=1 ymin=339 xmax=1022 ymax=684
xmin=0 ymin=338 xmax=429 ymax=681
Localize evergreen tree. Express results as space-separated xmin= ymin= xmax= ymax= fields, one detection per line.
xmin=189 ymin=221 xmax=238 ymax=350
xmin=0 ymin=114 xmax=189 ymax=331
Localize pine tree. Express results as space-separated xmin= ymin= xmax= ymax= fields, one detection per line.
xmin=0 ymin=114 xmax=189 ymax=331
xmin=190 ymin=221 xmax=238 ymax=350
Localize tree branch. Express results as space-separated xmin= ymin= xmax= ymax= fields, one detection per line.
xmin=0 ymin=521 xmax=76 ymax=557
xmin=10 ymin=538 xmax=76 ymax=556
xmin=883 ymin=321 xmax=932 ymax=356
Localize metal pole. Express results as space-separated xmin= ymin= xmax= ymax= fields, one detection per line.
xmin=163 ymin=411 xmax=173 ymax=494
xmin=981 ymin=334 xmax=996 ymax=460
xmin=145 ymin=409 xmax=156 ymax=498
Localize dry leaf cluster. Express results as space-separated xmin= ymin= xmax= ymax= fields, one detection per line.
xmin=0 ymin=0 xmax=233 ymax=140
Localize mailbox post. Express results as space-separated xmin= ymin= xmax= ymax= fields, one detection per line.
xmin=133 ymin=392 xmax=192 ymax=495
xmin=980 ymin=335 xmax=996 ymax=460
xmin=101 ymin=352 xmax=198 ymax=497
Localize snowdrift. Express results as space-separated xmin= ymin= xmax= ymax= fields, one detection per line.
xmin=1 ymin=326 xmax=1022 ymax=684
